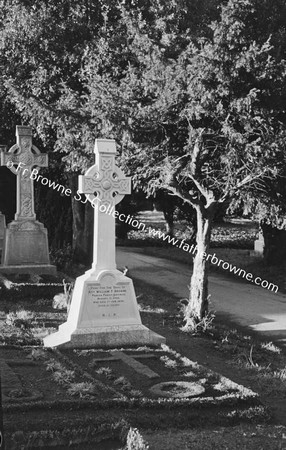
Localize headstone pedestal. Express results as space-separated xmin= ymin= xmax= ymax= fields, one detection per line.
xmin=44 ymin=139 xmax=165 ymax=348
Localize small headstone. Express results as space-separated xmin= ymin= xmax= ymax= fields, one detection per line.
xmin=44 ymin=139 xmax=165 ymax=348
xmin=0 ymin=126 xmax=56 ymax=275
xmin=254 ymin=232 xmax=264 ymax=254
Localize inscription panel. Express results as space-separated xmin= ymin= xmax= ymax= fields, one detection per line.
xmin=5 ymin=230 xmax=49 ymax=265
xmin=80 ymin=280 xmax=141 ymax=326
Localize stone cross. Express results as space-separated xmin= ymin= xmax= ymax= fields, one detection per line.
xmin=0 ymin=126 xmax=48 ymax=221
xmin=43 ymin=137 xmax=164 ymax=348
xmin=78 ymin=139 xmax=131 ymax=271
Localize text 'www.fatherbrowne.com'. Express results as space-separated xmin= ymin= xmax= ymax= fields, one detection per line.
xmin=112 ymin=213 xmax=279 ymax=294
xmin=9 ymin=161 xmax=278 ymax=293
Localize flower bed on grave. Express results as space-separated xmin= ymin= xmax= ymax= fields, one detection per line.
xmin=61 ymin=344 xmax=259 ymax=405
xmin=2 ymin=345 xmax=265 ymax=412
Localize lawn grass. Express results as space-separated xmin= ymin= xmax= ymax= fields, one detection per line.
xmin=143 ymin=424 xmax=286 ymax=450
xmin=1 ymin=270 xmax=284 ymax=449
xmin=132 ymin=276 xmax=286 ymax=448
xmin=0 ymin=270 xmax=275 ymax=449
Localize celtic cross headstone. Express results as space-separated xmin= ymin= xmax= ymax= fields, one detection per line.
xmin=1 ymin=126 xmax=48 ymax=220
xmin=78 ymin=140 xmax=131 ymax=271
xmin=44 ymin=139 xmax=165 ymax=348
xmin=0 ymin=126 xmax=56 ymax=274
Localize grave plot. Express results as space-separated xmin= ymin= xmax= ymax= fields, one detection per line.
xmin=0 ymin=276 xmax=67 ymax=346
xmin=1 ymin=342 xmax=267 ymax=448
xmin=1 ymin=345 xmax=260 ymax=409
xmin=63 ymin=344 xmax=260 ymax=405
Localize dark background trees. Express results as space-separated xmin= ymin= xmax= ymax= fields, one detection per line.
xmin=0 ymin=0 xmax=286 ymax=324
xmin=88 ymin=0 xmax=286 ymax=324
xmin=0 ymin=0 xmax=221 ymax=263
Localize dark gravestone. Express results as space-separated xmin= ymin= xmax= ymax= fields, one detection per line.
xmin=0 ymin=165 xmax=16 ymax=224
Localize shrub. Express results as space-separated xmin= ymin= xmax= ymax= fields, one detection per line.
xmin=126 ymin=428 xmax=149 ymax=450
xmin=52 ymin=279 xmax=74 ymax=311
xmin=46 ymin=359 xmax=75 ymax=385
xmin=68 ymin=382 xmax=98 ymax=398
xmin=50 ymin=244 xmax=73 ymax=270
xmin=5 ymin=309 xmax=35 ymax=329
xmin=179 ymin=299 xmax=215 ymax=334
xmin=95 ymin=366 xmax=112 ymax=376
xmin=113 ymin=376 xmax=132 ymax=390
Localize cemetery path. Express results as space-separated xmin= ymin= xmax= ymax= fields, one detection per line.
xmin=117 ymin=247 xmax=286 ymax=345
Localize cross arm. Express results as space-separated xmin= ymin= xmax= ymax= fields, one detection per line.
xmin=114 ymin=178 xmax=131 ymax=196
xmin=33 ymin=153 xmax=48 ymax=168
xmin=1 ymin=151 xmax=19 ymax=165
xmin=78 ymin=174 xmax=101 ymax=195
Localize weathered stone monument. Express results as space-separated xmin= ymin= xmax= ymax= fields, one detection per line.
xmin=0 ymin=126 xmax=56 ymax=275
xmin=44 ymin=139 xmax=165 ymax=348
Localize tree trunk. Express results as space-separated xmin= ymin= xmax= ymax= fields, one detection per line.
xmin=69 ymin=174 xmax=93 ymax=265
xmin=183 ymin=206 xmax=214 ymax=328
xmin=163 ymin=208 xmax=175 ymax=237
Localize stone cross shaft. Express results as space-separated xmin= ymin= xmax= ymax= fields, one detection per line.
xmin=78 ymin=139 xmax=131 ymax=271
xmin=0 ymin=126 xmax=48 ymax=221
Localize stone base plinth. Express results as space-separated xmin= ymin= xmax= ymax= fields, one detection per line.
xmin=2 ymin=219 xmax=51 ymax=266
xmin=44 ymin=323 xmax=165 ymax=349
xmin=0 ymin=264 xmax=57 ymax=275
xmin=44 ymin=267 xmax=165 ymax=349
